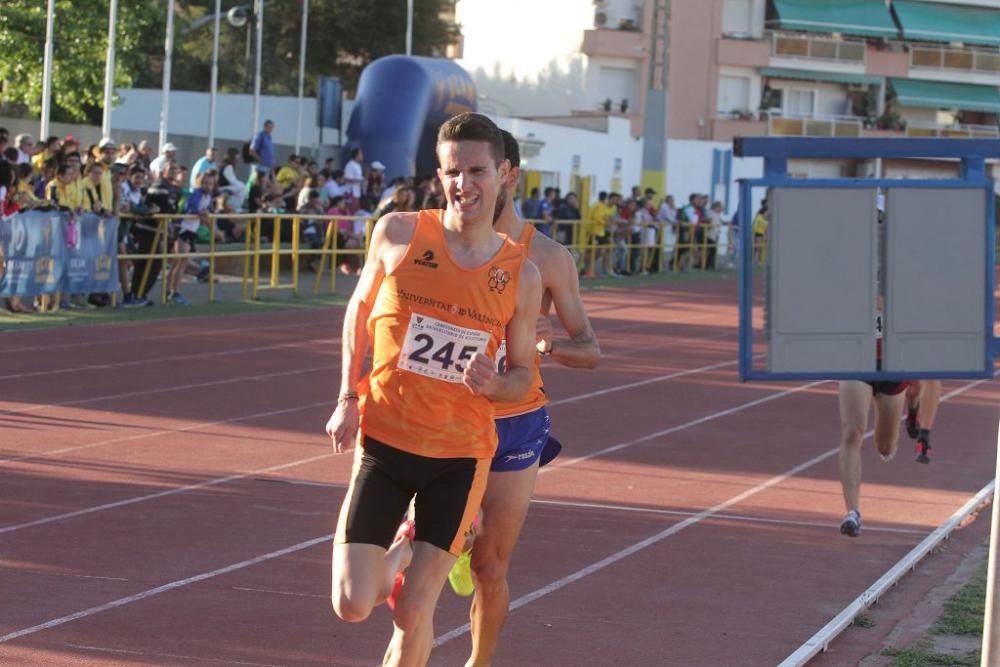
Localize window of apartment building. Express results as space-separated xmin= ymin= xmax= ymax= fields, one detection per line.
xmin=721 ymin=0 xmax=754 ymax=37
xmin=782 ymin=88 xmax=816 ymax=116
xmin=598 ymin=65 xmax=638 ymax=112
xmin=718 ymin=76 xmax=751 ymax=115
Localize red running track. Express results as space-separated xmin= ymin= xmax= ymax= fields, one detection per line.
xmin=0 ymin=275 xmax=997 ymax=666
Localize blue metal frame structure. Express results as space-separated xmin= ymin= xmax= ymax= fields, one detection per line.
xmin=733 ymin=137 xmax=999 ymax=382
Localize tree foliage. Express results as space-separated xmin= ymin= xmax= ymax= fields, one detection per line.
xmin=0 ymin=0 xmax=458 ymax=126
xmin=0 ymin=0 xmax=166 ymax=124
xmin=152 ymin=0 xmax=460 ymax=97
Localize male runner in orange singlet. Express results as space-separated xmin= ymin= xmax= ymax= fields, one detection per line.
xmin=459 ymin=130 xmax=600 ymax=666
xmin=325 ymin=113 xmax=542 ymax=667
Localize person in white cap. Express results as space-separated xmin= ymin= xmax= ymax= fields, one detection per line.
xmin=13 ymin=134 xmax=36 ymax=165
xmin=150 ymin=142 xmax=179 ymax=181
xmin=368 ymin=160 xmax=386 ymax=201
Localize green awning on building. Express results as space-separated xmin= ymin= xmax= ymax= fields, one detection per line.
xmin=893 ymin=0 xmax=1000 ymax=47
xmin=760 ymin=67 xmax=883 ymax=86
xmin=890 ymin=78 xmax=1000 ymax=113
xmin=769 ymin=0 xmax=899 ymax=38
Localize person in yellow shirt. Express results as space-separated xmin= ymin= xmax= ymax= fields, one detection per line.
xmin=31 ymin=136 xmax=61 ymax=175
xmin=583 ymin=191 xmax=613 ymax=277
xmin=94 ymin=138 xmax=117 ymax=207
xmin=275 ymin=154 xmax=304 ymax=206
xmin=751 ymin=202 xmax=768 ymax=264
xmin=47 ymin=164 xmax=82 ymax=210
xmin=14 ymin=163 xmax=43 ymax=206
xmin=80 ymin=162 xmax=110 ymax=214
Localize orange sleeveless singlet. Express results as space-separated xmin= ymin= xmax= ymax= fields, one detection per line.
xmin=494 ymin=224 xmax=547 ymax=418
xmin=360 ymin=209 xmax=525 ymax=459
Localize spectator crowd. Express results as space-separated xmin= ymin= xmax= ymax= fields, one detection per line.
xmin=1 ymin=121 xmax=762 ymax=314
xmin=0 ymin=120 xmax=446 ymax=313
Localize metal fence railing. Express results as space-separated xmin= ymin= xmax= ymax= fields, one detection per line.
xmin=23 ymin=213 xmax=778 ymax=307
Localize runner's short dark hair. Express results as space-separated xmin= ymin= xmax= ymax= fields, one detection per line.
xmin=437 ymin=112 xmax=505 ymax=167
xmin=499 ymin=130 xmax=520 ymax=169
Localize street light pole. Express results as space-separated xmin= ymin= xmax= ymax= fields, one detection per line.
xmin=295 ymin=0 xmax=308 ymax=153
xmin=406 ymin=0 xmax=414 ymax=56
xmin=40 ymin=0 xmax=56 ymax=140
xmin=208 ymin=0 xmax=222 ymax=148
xmin=101 ymin=0 xmax=119 ymax=137
xmin=159 ymin=0 xmax=176 ymax=150
xmin=252 ymin=0 xmax=264 ymax=137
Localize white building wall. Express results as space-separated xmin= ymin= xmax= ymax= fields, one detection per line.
xmin=110 ymin=88 xmax=326 ymax=148
xmin=666 ymin=139 xmax=764 ymax=213
xmin=492 ymin=115 xmax=643 ymax=197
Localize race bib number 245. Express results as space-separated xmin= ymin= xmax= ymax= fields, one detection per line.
xmin=399 ymin=313 xmax=492 ymax=383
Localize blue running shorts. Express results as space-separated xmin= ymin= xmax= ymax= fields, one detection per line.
xmin=492 ymin=407 xmax=562 ymax=472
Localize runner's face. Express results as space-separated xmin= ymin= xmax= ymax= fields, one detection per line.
xmin=436 ymin=140 xmax=507 ymax=226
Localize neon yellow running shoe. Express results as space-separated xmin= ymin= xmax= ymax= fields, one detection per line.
xmin=449 ymin=549 xmax=475 ymax=597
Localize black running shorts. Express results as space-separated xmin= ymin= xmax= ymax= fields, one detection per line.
xmin=865 ymin=380 xmax=910 ymax=396
xmin=334 ymin=435 xmax=489 ymax=556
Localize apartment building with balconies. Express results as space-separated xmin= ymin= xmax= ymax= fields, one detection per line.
xmin=678 ymin=0 xmax=1000 ymax=177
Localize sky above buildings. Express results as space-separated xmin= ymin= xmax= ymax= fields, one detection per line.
xmin=455 ymin=0 xmax=591 ymax=83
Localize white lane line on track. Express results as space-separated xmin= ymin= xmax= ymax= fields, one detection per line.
xmin=231 ymin=586 xmax=328 ymax=599
xmin=431 ymin=375 xmax=995 ymax=647
xmin=0 ymin=535 xmax=333 ymax=644
xmin=0 ymin=307 xmax=725 ymax=381
xmin=0 ymin=375 xmax=827 ymax=641
xmin=530 ymin=499 xmax=930 ymax=536
xmin=587 ymin=328 xmax=734 ymax=363
xmin=6 ymin=569 xmax=130 ymax=582
xmin=0 ymin=364 xmax=333 ymax=420
xmin=0 ymin=337 xmax=338 ymax=381
xmin=63 ymin=643 xmax=284 ymax=666
xmin=0 ymin=450 xmax=335 ymax=534
xmin=548 ymin=357 xmax=745 ymax=407
xmin=543 ymin=379 xmax=822 ymax=471
xmin=0 ymin=398 xmax=332 ymax=468
xmin=0 ymin=319 xmax=336 ymax=355
xmin=8 ymin=376 xmax=986 ymax=644
xmin=245 ymin=483 xmax=929 ymax=537
xmin=0 ymin=357 xmax=784 ymax=531
xmin=779 ymin=479 xmax=995 ymax=667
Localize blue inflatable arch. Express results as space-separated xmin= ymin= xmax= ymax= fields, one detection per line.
xmin=342 ymin=56 xmax=478 ymax=183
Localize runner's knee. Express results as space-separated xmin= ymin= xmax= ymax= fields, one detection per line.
xmin=331 ymin=591 xmax=373 ymax=623
xmin=391 ymin=594 xmax=433 ymax=633
xmin=470 ymin=541 xmax=510 ymax=591
xmin=840 ymin=424 xmax=864 ymax=449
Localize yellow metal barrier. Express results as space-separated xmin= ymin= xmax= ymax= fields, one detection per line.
xmin=113 ymin=212 xmax=753 ymax=306
xmin=118 ymin=212 xmax=370 ymax=304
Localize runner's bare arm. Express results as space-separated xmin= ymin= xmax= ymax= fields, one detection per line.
xmin=542 ymin=244 xmax=600 ymax=368
xmin=462 ymin=259 xmax=542 ymax=400
xmin=325 ymin=213 xmax=415 ymax=452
